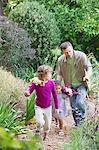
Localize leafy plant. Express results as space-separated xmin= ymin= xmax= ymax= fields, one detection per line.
xmin=9 ymin=1 xmax=60 ymax=69
xmin=0 ymin=127 xmax=43 ymax=150
xmin=36 ymin=0 xmax=99 ymax=59
xmin=64 ymin=104 xmax=99 ymax=150
xmin=88 ymin=53 xmax=99 ymax=94
xmin=25 ymin=93 xmax=36 ymax=125
xmin=0 ymin=67 xmax=27 ymax=104
xmin=0 ymin=16 xmax=35 ymax=78
xmin=0 ymin=103 xmax=21 ymax=134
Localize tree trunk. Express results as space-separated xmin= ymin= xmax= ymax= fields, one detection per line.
xmin=0 ymin=0 xmax=3 ymax=16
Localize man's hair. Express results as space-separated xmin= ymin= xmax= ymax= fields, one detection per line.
xmin=60 ymin=41 xmax=73 ymax=50
xmin=37 ymin=65 xmax=52 ymax=79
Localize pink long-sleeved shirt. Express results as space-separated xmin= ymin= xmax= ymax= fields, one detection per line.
xmin=26 ymin=80 xmax=58 ymax=109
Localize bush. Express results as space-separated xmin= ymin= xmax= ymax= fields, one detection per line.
xmin=9 ymin=1 xmax=60 ymax=68
xmin=25 ymin=93 xmax=35 ymax=125
xmin=88 ymin=53 xmax=99 ymax=94
xmin=0 ymin=16 xmax=35 ymax=78
xmin=0 ymin=103 xmax=20 ymax=134
xmin=35 ymin=0 xmax=99 ymax=59
xmin=64 ymin=113 xmax=98 ymax=150
xmin=0 ymin=127 xmax=42 ymax=150
xmin=0 ymin=67 xmax=27 ymax=105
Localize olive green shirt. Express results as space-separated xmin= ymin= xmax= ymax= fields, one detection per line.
xmin=66 ymin=57 xmax=81 ymax=88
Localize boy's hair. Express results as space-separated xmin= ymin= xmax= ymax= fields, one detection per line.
xmin=60 ymin=41 xmax=73 ymax=51
xmin=54 ymin=80 xmax=61 ymax=86
xmin=37 ymin=65 xmax=52 ymax=79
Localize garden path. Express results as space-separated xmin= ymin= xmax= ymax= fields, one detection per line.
xmin=17 ymin=95 xmax=97 ymax=150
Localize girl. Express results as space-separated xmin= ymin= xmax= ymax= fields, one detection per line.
xmin=52 ymin=80 xmax=67 ymax=135
xmin=24 ymin=65 xmax=58 ymax=140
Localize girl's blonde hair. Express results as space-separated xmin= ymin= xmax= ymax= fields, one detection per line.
xmin=37 ymin=65 xmax=53 ymax=80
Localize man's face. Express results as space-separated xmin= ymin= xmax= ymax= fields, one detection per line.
xmin=62 ymin=46 xmax=73 ymax=58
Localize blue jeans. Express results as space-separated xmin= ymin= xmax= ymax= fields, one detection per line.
xmin=70 ymin=85 xmax=87 ymax=125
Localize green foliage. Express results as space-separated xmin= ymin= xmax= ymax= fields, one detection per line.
xmin=36 ymin=0 xmax=99 ymax=59
xmin=0 ymin=127 xmax=43 ymax=150
xmin=0 ymin=103 xmax=20 ymax=134
xmin=9 ymin=1 xmax=60 ymax=68
xmin=21 ymin=66 xmax=36 ymax=82
xmin=64 ymin=116 xmax=98 ymax=150
xmin=88 ymin=53 xmax=99 ymax=94
xmin=0 ymin=16 xmax=35 ymax=78
xmin=4 ymin=0 xmax=24 ymax=15
xmin=25 ymin=93 xmax=35 ymax=125
xmin=0 ymin=67 xmax=27 ymax=104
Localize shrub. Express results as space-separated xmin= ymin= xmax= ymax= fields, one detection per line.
xmin=35 ymin=0 xmax=99 ymax=59
xmin=9 ymin=1 xmax=60 ymax=68
xmin=0 ymin=16 xmax=35 ymax=78
xmin=25 ymin=93 xmax=36 ymax=125
xmin=0 ymin=127 xmax=42 ymax=150
xmin=0 ymin=67 xmax=27 ymax=105
xmin=88 ymin=53 xmax=99 ymax=94
xmin=64 ymin=112 xmax=98 ymax=150
xmin=0 ymin=103 xmax=20 ymax=134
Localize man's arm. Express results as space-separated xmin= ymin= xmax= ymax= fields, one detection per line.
xmin=82 ymin=54 xmax=92 ymax=81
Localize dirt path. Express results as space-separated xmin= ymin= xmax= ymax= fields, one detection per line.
xmin=17 ymin=97 xmax=98 ymax=150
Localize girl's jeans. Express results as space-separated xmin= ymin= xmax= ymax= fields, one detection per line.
xmin=70 ymin=85 xmax=87 ymax=125
xmin=35 ymin=105 xmax=52 ymax=132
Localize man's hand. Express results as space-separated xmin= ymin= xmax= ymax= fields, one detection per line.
xmin=65 ymin=87 xmax=73 ymax=97
xmin=24 ymin=91 xmax=30 ymax=97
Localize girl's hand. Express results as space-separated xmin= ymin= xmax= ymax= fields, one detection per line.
xmin=24 ymin=91 xmax=30 ymax=97
xmin=55 ymin=109 xmax=59 ymax=114
xmin=54 ymin=109 xmax=59 ymax=119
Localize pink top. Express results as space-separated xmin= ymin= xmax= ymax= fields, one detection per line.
xmin=26 ymin=80 xmax=58 ymax=109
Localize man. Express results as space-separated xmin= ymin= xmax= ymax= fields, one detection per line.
xmin=56 ymin=41 xmax=92 ymax=126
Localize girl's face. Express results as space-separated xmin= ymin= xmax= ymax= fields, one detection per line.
xmin=56 ymin=85 xmax=61 ymax=94
xmin=44 ymin=72 xmax=52 ymax=80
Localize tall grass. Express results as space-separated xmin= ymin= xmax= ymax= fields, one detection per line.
xmin=25 ymin=93 xmax=36 ymax=125
xmin=0 ymin=67 xmax=27 ymax=105
xmin=0 ymin=103 xmax=21 ymax=134
xmin=64 ymin=110 xmax=98 ymax=150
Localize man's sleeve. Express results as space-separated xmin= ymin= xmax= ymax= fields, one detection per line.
xmin=82 ymin=53 xmax=92 ymax=78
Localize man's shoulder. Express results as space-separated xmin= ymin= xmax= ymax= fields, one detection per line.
xmin=74 ymin=50 xmax=87 ymax=59
xmin=58 ymin=55 xmax=65 ymax=62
